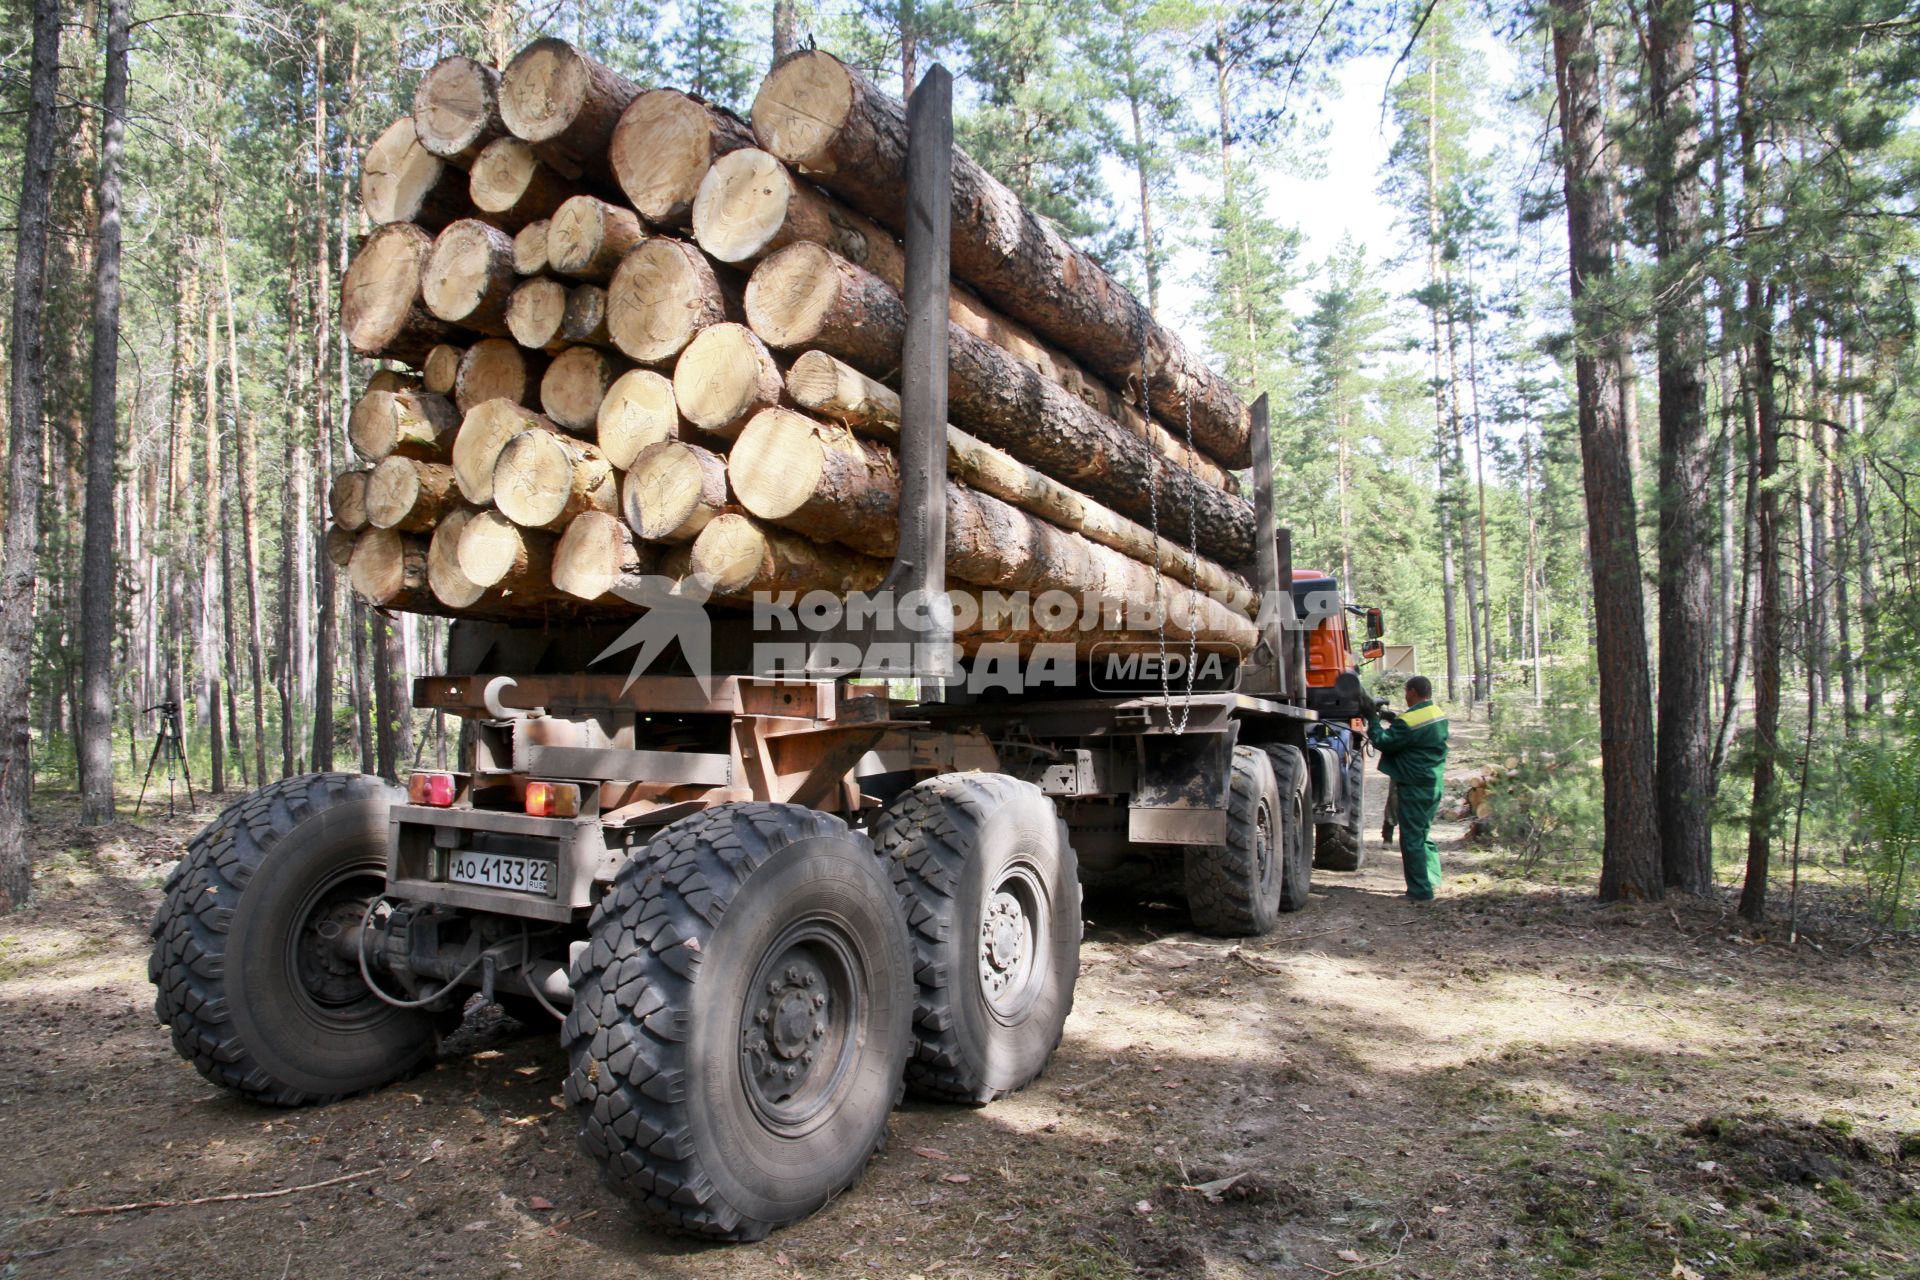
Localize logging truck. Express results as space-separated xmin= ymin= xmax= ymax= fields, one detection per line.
xmin=149 ymin=54 xmax=1387 ymax=1243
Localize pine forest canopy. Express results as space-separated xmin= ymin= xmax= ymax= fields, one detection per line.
xmin=0 ymin=0 xmax=1916 ymax=921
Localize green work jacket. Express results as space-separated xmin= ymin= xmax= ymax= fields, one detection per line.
xmin=1370 ymin=700 xmax=1449 ymax=791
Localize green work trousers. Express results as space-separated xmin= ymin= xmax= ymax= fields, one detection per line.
xmin=1395 ymin=782 xmax=1442 ymax=900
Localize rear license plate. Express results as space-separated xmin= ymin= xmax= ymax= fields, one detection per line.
xmin=447 ymin=852 xmax=554 ymax=897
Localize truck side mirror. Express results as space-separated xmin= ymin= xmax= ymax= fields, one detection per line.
xmin=1361 ymin=639 xmax=1385 ymax=661
xmin=1365 ymin=607 xmax=1384 ymax=640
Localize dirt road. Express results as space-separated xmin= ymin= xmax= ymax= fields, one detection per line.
xmin=2 ymin=754 xmax=1916 ymax=1278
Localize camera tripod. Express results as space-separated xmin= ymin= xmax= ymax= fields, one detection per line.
xmin=136 ymin=698 xmax=195 ymax=818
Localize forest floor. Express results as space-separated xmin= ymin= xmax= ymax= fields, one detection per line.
xmin=2 ymin=723 xmax=1918 ymax=1280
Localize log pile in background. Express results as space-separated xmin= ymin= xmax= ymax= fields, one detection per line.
xmin=329 ymin=39 xmax=1262 ymax=654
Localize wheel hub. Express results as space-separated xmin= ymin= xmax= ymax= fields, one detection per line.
xmin=299 ymin=895 xmax=377 ymax=1007
xmin=978 ymin=869 xmax=1049 ymax=1022
xmin=738 ymin=930 xmax=860 ymax=1134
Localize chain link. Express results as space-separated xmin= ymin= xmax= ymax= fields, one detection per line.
xmin=1137 ymin=331 xmax=1200 ymax=735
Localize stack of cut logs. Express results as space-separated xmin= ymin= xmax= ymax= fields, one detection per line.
xmin=330 ymin=39 xmax=1263 ymax=655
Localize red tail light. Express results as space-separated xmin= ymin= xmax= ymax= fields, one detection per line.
xmin=408 ymin=771 xmax=457 ymax=807
xmin=525 ymin=781 xmax=581 ymax=818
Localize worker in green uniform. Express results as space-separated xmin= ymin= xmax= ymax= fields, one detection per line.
xmin=1369 ymin=674 xmax=1448 ymax=901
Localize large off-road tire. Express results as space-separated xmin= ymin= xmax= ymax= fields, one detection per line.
xmin=564 ymin=803 xmax=912 ymax=1241
xmin=148 ymin=773 xmax=441 ymax=1105
xmin=1267 ymin=745 xmax=1314 ymax=912
xmin=1183 ymin=746 xmax=1283 ymax=936
xmin=870 ymin=774 xmax=1080 ymax=1104
xmin=1314 ymin=745 xmax=1368 ymax=872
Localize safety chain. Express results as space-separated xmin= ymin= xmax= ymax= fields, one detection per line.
xmin=1137 ymin=330 xmax=1201 ymax=735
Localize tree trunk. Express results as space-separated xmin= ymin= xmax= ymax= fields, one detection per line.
xmin=216 ymin=205 xmax=270 ymax=786
xmin=470 ymin=138 xmax=571 ymax=233
xmin=201 ymin=298 xmax=226 ymax=794
xmin=366 ymin=457 xmax=461 ymax=532
xmin=312 ymin=24 xmax=337 ymax=772
xmin=512 ymin=221 xmax=551 ymax=275
xmin=361 ymin=117 xmax=474 ymax=229
xmin=548 ymin=194 xmax=646 ymax=283
xmin=624 ymin=440 xmax=733 ymax=542
xmin=507 ymin=278 xmax=569 ymax=351
xmin=78 ymin=0 xmax=130 ymax=824
xmin=348 ymin=528 xmax=432 ymax=609
xmin=492 ymin=430 xmax=618 ymax=531
xmin=498 ymin=38 xmax=640 ymax=185
xmin=422 ymin=219 xmax=518 ymax=335
xmin=607 ymin=238 xmax=741 ymax=366
xmin=672 ymin=322 xmax=784 ymax=436
xmin=752 ymin=51 xmax=1252 ymax=469
xmin=562 ymin=283 xmax=611 ymax=346
xmin=458 ymin=509 xmax=559 ymax=597
xmin=596 ymin=369 xmax=682 ymax=469
xmin=454 ymin=337 xmax=547 ymax=416
xmin=691 ymin=512 xmax=887 ymax=597
xmin=541 ymin=345 xmax=631 ymax=433
xmin=372 ymin=609 xmax=404 ymax=782
xmin=1552 ymin=0 xmax=1663 ymax=902
xmin=1646 ymin=0 xmax=1715 ymax=893
xmin=744 ymin=244 xmax=1255 ymax=565
xmin=423 ymin=343 xmax=463 ymax=395
xmin=344 ymin=223 xmax=457 ymax=364
xmin=0 ymin=0 xmax=61 ymax=909
xmin=612 ymin=89 xmax=756 ymax=227
xmin=552 ymin=509 xmax=657 ymax=602
xmin=771 ymin=0 xmax=798 ymax=63
xmin=350 ymin=389 xmax=459 ymax=462
xmin=412 ymin=55 xmax=506 ymax=166
xmin=452 ymin=400 xmax=560 ymax=505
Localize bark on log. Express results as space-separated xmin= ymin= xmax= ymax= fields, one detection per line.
xmin=728 ymin=408 xmax=1256 ymax=647
xmin=548 ymin=194 xmax=646 ymax=283
xmin=612 ymin=89 xmax=756 ymax=226
xmin=690 ymin=512 xmax=885 ymax=597
xmin=671 ymin=321 xmax=783 ymax=437
xmin=623 ymin=440 xmax=731 ymax=542
xmin=752 ymin=51 xmax=1252 ymax=469
xmin=470 ymin=138 xmax=571 ymax=232
xmin=366 ymin=456 xmax=461 ymax=532
xmin=343 ymin=223 xmax=456 ymax=364
xmin=493 ymin=428 xmax=618 ymax=530
xmin=348 ymin=527 xmax=431 ymax=608
xmin=745 ymin=245 xmax=1255 ymax=564
xmin=349 ymin=388 xmax=459 ymax=462
xmin=458 ymin=508 xmax=557 ymax=595
xmin=422 ymin=344 xmax=463 ymax=395
xmin=453 ymin=399 xmax=560 ymax=504
xmin=428 ymin=507 xmax=491 ymax=609
xmin=329 ymin=469 xmax=371 ymax=531
xmin=498 ymin=38 xmax=639 ymax=185
xmin=552 ymin=509 xmax=658 ymax=602
xmin=561 ymin=284 xmax=611 ymax=345
xmin=506 ymin=277 xmax=570 ymax=351
xmin=787 ymin=351 xmax=1254 ymax=610
xmin=541 ymin=344 xmax=629 ymax=433
xmin=606 ymin=237 xmax=739 ymax=365
xmin=361 ymin=116 xmax=473 ymax=229
xmin=412 ymin=56 xmax=506 ymax=167
xmin=325 ymin=524 xmax=358 ymax=569
xmin=596 ymin=368 xmax=682 ymax=468
xmin=512 ymin=219 xmax=551 ymax=274
xmin=423 ymin=218 xmax=518 ymax=335
xmin=453 ymin=338 xmax=547 ymax=415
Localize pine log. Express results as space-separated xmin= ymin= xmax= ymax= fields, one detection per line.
xmin=348 ymin=527 xmax=431 ymax=608
xmin=493 ymin=429 xmax=618 ymax=531
xmin=498 ymin=38 xmax=639 ymax=185
xmin=512 ymin=219 xmax=551 ymax=274
xmin=745 ymin=244 xmax=1255 ymax=564
xmin=365 ymin=369 xmax=421 ymax=395
xmin=693 ymin=148 xmax=904 ymax=285
xmin=548 ymin=194 xmax=646 ymax=283
xmin=412 ymin=56 xmax=506 ymax=167
xmin=349 ymin=388 xmax=459 ymax=462
xmin=343 ymin=223 xmax=456 ymax=364
xmin=787 ymin=351 xmax=1255 ymax=610
xmin=606 ymin=237 xmax=738 ymax=365
xmin=671 ymin=321 xmax=782 ymax=437
xmin=422 ymin=344 xmax=463 ymax=394
xmin=728 ymin=408 xmax=1257 ymax=647
xmin=754 ymin=51 xmax=1253 ymax=468
xmin=596 ymin=368 xmax=682 ymax=468
xmin=690 ymin=512 xmax=886 ymax=598
xmin=325 ymin=524 xmax=358 ymax=569
xmin=428 ymin=507 xmax=491 ymax=608
xmin=624 ymin=440 xmax=731 ymax=542
xmin=329 ymin=469 xmax=371 ymax=531
xmin=423 ymin=218 xmax=518 ymax=335
xmin=541 ymin=345 xmax=629 ymax=433
xmin=470 ymin=138 xmax=571 ymax=232
xmin=506 ymin=277 xmax=570 ymax=351
xmin=361 ymin=116 xmax=473 ymax=229
xmin=692 ymin=149 xmax=1223 ymax=485
xmin=453 ymin=399 xmax=561 ymax=504
xmin=366 ymin=456 xmax=461 ymax=532
xmin=453 ymin=338 xmax=547 ymax=415
xmin=552 ymin=509 xmax=658 ymax=602
xmin=611 ymin=89 xmax=757 ymax=226
xmin=561 ymin=283 xmax=611 ymax=345
xmin=458 ymin=508 xmax=557 ymax=595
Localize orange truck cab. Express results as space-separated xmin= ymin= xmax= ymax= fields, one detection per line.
xmin=1287 ymin=569 xmax=1384 ymax=871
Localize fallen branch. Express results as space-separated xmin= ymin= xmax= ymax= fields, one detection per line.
xmin=58 ymin=1167 xmax=386 ymax=1217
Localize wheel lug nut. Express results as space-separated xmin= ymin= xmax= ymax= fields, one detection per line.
xmin=812 ymin=994 xmax=826 ymax=1009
